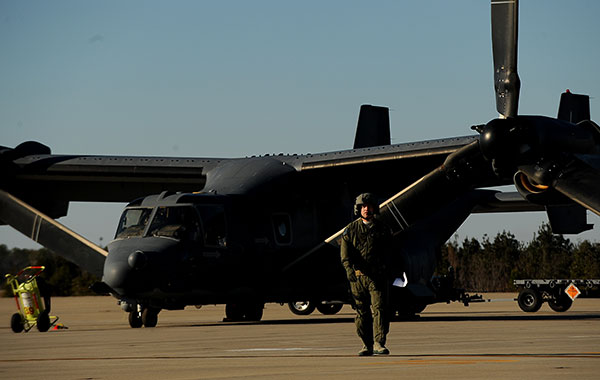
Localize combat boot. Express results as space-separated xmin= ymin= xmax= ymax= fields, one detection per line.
xmin=373 ymin=342 xmax=389 ymax=355
xmin=358 ymin=345 xmax=373 ymax=356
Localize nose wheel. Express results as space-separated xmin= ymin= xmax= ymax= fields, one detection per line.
xmin=128 ymin=306 xmax=161 ymax=328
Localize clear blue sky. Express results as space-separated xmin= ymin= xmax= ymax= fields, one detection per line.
xmin=1 ymin=0 xmax=598 ymax=249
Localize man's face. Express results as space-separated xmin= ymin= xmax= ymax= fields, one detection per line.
xmin=360 ymin=204 xmax=375 ymax=220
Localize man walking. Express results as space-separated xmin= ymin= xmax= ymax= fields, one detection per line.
xmin=341 ymin=193 xmax=392 ymax=356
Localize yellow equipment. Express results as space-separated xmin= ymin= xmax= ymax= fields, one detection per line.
xmin=5 ymin=266 xmax=58 ymax=332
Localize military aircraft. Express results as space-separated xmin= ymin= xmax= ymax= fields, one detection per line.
xmin=1 ymin=0 xmax=598 ymax=327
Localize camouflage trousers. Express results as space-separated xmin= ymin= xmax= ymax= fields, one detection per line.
xmin=350 ymin=275 xmax=389 ymax=346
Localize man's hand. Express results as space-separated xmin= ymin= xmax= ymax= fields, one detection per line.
xmin=347 ymin=268 xmax=357 ymax=282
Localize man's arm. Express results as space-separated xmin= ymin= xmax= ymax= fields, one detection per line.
xmin=341 ymin=228 xmax=357 ymax=282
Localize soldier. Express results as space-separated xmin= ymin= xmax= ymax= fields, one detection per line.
xmin=341 ymin=193 xmax=392 ymax=356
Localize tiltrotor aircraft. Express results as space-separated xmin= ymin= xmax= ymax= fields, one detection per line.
xmin=1 ymin=0 xmax=598 ymax=327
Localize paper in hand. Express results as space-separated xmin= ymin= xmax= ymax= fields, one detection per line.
xmin=392 ymin=272 xmax=408 ymax=288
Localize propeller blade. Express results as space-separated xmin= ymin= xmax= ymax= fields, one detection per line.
xmin=0 ymin=189 xmax=107 ymax=277
xmin=552 ymin=160 xmax=600 ymax=217
xmin=520 ymin=158 xmax=600 ymax=217
xmin=491 ymin=0 xmax=520 ymax=118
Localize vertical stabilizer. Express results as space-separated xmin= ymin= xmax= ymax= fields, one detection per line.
xmin=353 ymin=105 xmax=391 ymax=149
xmin=557 ymin=90 xmax=590 ymax=123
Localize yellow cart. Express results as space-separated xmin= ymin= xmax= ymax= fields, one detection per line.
xmin=5 ymin=266 xmax=58 ymax=332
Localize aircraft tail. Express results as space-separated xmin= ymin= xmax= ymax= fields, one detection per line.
xmin=557 ymin=90 xmax=590 ymax=123
xmin=547 ymin=91 xmax=594 ymax=234
xmin=353 ymin=105 xmax=391 ymax=149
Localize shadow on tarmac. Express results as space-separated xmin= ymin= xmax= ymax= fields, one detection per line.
xmin=164 ymin=311 xmax=600 ymax=328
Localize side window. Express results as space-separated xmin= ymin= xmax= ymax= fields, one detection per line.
xmin=197 ymin=205 xmax=227 ymax=247
xmin=272 ymin=213 xmax=292 ymax=245
xmin=148 ymin=206 xmax=201 ymax=240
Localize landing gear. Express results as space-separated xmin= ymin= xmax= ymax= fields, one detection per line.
xmin=128 ymin=306 xmax=161 ymax=328
xmin=142 ymin=307 xmax=160 ymax=327
xmin=316 ymin=303 xmax=343 ymax=315
xmin=225 ymin=302 xmax=264 ymax=321
xmin=128 ymin=311 xmax=143 ymax=328
xmin=288 ymin=301 xmax=316 ymax=316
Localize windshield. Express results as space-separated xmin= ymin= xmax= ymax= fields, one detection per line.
xmin=115 ymin=208 xmax=153 ymax=239
xmin=148 ymin=206 xmax=201 ymax=240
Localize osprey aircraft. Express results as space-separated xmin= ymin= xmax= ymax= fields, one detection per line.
xmin=1 ymin=0 xmax=598 ymax=327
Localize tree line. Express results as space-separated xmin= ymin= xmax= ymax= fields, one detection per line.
xmin=1 ymin=223 xmax=599 ymax=296
xmin=1 ymin=245 xmax=99 ymax=296
xmin=436 ymin=224 xmax=600 ymax=292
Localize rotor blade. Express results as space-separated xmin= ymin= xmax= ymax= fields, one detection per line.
xmin=552 ymin=160 xmax=600 ymax=217
xmin=520 ymin=158 xmax=600 ymax=216
xmin=491 ymin=0 xmax=520 ymax=118
xmin=0 ymin=189 xmax=107 ymax=277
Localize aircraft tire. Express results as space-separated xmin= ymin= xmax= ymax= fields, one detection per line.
xmin=225 ymin=303 xmax=244 ymax=321
xmin=548 ymin=295 xmax=572 ymax=312
xmin=10 ymin=313 xmax=24 ymax=333
xmin=316 ymin=303 xmax=343 ymax=315
xmin=36 ymin=310 xmax=50 ymax=332
xmin=226 ymin=302 xmax=264 ymax=321
xmin=244 ymin=303 xmax=264 ymax=321
xmin=142 ymin=308 xmax=159 ymax=327
xmin=517 ymin=288 xmax=542 ymax=312
xmin=288 ymin=301 xmax=316 ymax=316
xmin=128 ymin=311 xmax=143 ymax=328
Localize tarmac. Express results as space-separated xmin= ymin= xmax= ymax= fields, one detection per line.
xmin=1 ymin=293 xmax=599 ymax=379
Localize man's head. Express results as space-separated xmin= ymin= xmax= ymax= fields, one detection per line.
xmin=354 ymin=193 xmax=378 ymax=221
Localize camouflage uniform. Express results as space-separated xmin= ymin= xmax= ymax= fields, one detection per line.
xmin=341 ymin=217 xmax=391 ymax=349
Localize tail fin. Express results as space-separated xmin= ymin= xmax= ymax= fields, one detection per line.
xmin=353 ymin=105 xmax=390 ymax=149
xmin=557 ymin=90 xmax=590 ymax=123
xmin=551 ymin=90 xmax=594 ymax=234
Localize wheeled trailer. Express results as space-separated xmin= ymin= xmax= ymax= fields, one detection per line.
xmin=514 ymin=279 xmax=600 ymax=313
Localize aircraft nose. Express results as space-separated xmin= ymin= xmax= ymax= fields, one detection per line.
xmin=102 ymin=257 xmax=132 ymax=294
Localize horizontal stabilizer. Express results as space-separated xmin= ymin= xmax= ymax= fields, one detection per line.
xmin=0 ymin=190 xmax=107 ymax=277
xmin=353 ymin=105 xmax=391 ymax=149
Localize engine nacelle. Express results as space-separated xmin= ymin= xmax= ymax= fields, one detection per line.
xmin=513 ymin=171 xmax=569 ymax=205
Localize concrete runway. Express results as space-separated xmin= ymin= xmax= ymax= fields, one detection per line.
xmin=1 ymin=294 xmax=599 ymax=379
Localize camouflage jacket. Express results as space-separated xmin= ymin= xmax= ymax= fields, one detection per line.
xmin=340 ymin=218 xmax=392 ymax=279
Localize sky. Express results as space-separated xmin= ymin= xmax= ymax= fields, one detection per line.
xmin=1 ymin=0 xmax=599 ymax=249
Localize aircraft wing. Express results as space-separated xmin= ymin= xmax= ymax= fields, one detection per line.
xmin=1 ymin=134 xmax=514 ymax=217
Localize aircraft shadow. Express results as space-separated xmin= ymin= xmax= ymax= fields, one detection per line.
xmin=167 ymin=311 xmax=600 ymax=328
xmin=410 ymin=312 xmax=600 ymax=323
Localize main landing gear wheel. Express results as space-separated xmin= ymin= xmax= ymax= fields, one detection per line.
xmin=225 ymin=302 xmax=264 ymax=321
xmin=288 ymin=301 xmax=316 ymax=316
xmin=517 ymin=288 xmax=543 ymax=312
xmin=548 ymin=295 xmax=573 ymax=312
xmin=316 ymin=303 xmax=343 ymax=315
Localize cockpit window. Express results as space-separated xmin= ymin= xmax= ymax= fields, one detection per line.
xmin=147 ymin=206 xmax=201 ymax=240
xmin=115 ymin=208 xmax=153 ymax=239
xmin=196 ymin=205 xmax=227 ymax=247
